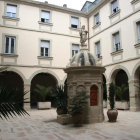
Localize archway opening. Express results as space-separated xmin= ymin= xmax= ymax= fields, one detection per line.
xmin=0 ymin=71 xmax=24 ymax=108
xmin=102 ymin=74 xmax=107 ymax=101
xmin=115 ymin=70 xmax=129 ymax=102
xmin=31 ymin=73 xmax=57 ymax=109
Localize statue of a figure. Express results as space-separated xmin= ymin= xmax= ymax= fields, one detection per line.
xmin=79 ymin=25 xmax=88 ymax=46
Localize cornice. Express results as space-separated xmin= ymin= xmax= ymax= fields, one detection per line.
xmin=1 ymin=0 xmax=88 ymax=17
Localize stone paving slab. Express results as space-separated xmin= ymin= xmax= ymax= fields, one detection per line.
xmin=0 ymin=109 xmax=140 ymax=140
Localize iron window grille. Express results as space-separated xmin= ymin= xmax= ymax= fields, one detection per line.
xmin=115 ymin=43 xmax=120 ymax=51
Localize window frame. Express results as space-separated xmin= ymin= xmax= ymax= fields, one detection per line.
xmin=94 ymin=39 xmax=102 ymax=59
xmin=95 ymin=41 xmax=101 ymax=58
xmin=69 ymin=15 xmax=81 ymax=29
xmin=39 ymin=8 xmax=52 ymax=24
xmin=72 ymin=44 xmax=79 ymax=57
xmin=40 ymin=40 xmax=50 ymax=57
xmin=2 ymin=33 xmax=18 ymax=55
xmin=4 ymin=1 xmax=20 ymax=18
xmin=38 ymin=38 xmax=52 ymax=58
xmin=94 ymin=13 xmax=100 ymax=26
xmin=41 ymin=10 xmax=50 ymax=23
xmin=111 ymin=0 xmax=119 ymax=14
xmin=70 ymin=42 xmax=80 ymax=58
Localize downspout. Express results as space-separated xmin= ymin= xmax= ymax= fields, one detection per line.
xmin=87 ymin=16 xmax=90 ymax=51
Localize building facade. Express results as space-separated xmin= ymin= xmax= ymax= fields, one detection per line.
xmin=0 ymin=0 xmax=140 ymax=111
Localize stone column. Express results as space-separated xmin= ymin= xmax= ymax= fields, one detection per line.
xmin=106 ymin=82 xmax=110 ymax=109
xmin=98 ymin=81 xmax=104 ymax=122
xmin=129 ymin=80 xmax=140 ymax=112
xmin=85 ymin=82 xmax=91 ymax=123
xmin=23 ymin=83 xmax=31 ymax=111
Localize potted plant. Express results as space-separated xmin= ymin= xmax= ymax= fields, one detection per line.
xmin=115 ymin=84 xmax=129 ymax=110
xmin=34 ymin=84 xmax=52 ymax=109
xmin=107 ymin=83 xmax=118 ymax=122
xmin=68 ymin=91 xmax=87 ymax=127
xmin=103 ymin=99 xmax=107 ymax=108
xmin=49 ymin=86 xmax=68 ymax=115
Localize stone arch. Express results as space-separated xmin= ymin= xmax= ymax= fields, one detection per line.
xmin=6 ymin=67 xmax=26 ymax=83
xmin=62 ymin=75 xmax=67 ymax=83
xmin=28 ymin=69 xmax=60 ymax=84
xmin=109 ymin=65 xmax=130 ymax=83
xmin=103 ymin=73 xmax=108 ymax=82
xmin=131 ymin=61 xmax=140 ymax=80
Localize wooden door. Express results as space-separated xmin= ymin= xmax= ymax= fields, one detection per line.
xmin=90 ymin=85 xmax=98 ymax=106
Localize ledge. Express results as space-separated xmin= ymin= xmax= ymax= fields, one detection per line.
xmin=110 ymin=49 xmax=123 ymax=56
xmin=2 ymin=16 xmax=20 ymax=21
xmin=134 ymin=43 xmax=140 ymax=48
xmin=38 ymin=21 xmax=53 ymax=26
xmin=37 ymin=56 xmax=53 ymax=60
xmin=131 ymin=0 xmax=139 ymax=4
xmin=69 ymin=27 xmax=80 ymax=31
xmin=92 ymin=22 xmax=101 ymax=29
xmin=0 ymin=53 xmax=18 ymax=57
xmin=97 ymin=56 xmax=103 ymax=59
xmin=109 ymin=9 xmax=121 ymax=19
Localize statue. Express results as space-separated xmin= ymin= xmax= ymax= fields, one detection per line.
xmin=79 ymin=25 xmax=88 ymax=46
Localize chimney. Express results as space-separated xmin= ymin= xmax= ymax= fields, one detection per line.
xmin=63 ymin=4 xmax=67 ymax=8
xmin=45 ymin=1 xmax=48 ymax=4
xmin=82 ymin=8 xmax=87 ymax=13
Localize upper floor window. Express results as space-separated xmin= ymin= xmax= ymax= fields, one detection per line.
xmin=71 ymin=17 xmax=79 ymax=28
xmin=72 ymin=44 xmax=79 ymax=56
xmin=5 ymin=36 xmax=15 ymax=54
xmin=95 ymin=42 xmax=101 ymax=58
xmin=112 ymin=0 xmax=118 ymax=14
xmin=41 ymin=11 xmax=50 ymax=23
xmin=94 ymin=13 xmax=99 ymax=25
xmin=138 ymin=22 xmax=140 ymax=43
xmin=41 ymin=41 xmax=50 ymax=57
xmin=6 ymin=4 xmax=17 ymax=18
xmin=113 ymin=32 xmax=120 ymax=51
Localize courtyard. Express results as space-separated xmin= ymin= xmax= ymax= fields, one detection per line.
xmin=0 ymin=109 xmax=140 ymax=140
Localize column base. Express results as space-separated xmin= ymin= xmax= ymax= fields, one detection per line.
xmin=130 ymin=106 xmax=140 ymax=112
xmin=85 ymin=115 xmax=104 ymax=124
xmin=23 ymin=105 xmax=31 ymax=111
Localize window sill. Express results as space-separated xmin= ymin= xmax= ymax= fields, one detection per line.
xmin=131 ymin=0 xmax=139 ymax=4
xmin=2 ymin=16 xmax=20 ymax=21
xmin=69 ymin=27 xmax=80 ymax=31
xmin=92 ymin=22 xmax=101 ymax=29
xmin=37 ymin=56 xmax=53 ymax=60
xmin=38 ymin=21 xmax=53 ymax=26
xmin=134 ymin=43 xmax=140 ymax=48
xmin=97 ymin=56 xmax=103 ymax=60
xmin=109 ymin=9 xmax=121 ymax=19
xmin=0 ymin=53 xmax=18 ymax=57
xmin=110 ymin=49 xmax=123 ymax=56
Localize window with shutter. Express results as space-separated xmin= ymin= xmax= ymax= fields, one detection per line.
xmin=95 ymin=13 xmax=99 ymax=25
xmin=96 ymin=42 xmax=101 ymax=58
xmin=5 ymin=36 xmax=15 ymax=54
xmin=72 ymin=44 xmax=79 ymax=56
xmin=71 ymin=17 xmax=79 ymax=28
xmin=114 ymin=32 xmax=120 ymax=51
xmin=112 ymin=0 xmax=118 ymax=14
xmin=6 ymin=5 xmax=17 ymax=17
xmin=41 ymin=41 xmax=50 ymax=56
xmin=138 ymin=23 xmax=140 ymax=43
xmin=41 ymin=11 xmax=50 ymax=23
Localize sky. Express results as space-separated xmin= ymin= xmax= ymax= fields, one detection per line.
xmin=36 ymin=0 xmax=90 ymax=10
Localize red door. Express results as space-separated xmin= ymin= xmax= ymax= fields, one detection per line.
xmin=90 ymin=85 xmax=98 ymax=106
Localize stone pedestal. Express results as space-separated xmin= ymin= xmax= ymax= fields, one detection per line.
xmin=64 ymin=66 xmax=106 ymax=124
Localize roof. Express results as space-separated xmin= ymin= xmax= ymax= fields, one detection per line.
xmin=81 ymin=1 xmax=93 ymax=11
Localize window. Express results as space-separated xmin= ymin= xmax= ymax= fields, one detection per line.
xmin=6 ymin=4 xmax=17 ymax=18
xmin=95 ymin=42 xmax=101 ymax=58
xmin=138 ymin=23 xmax=140 ymax=43
xmin=113 ymin=32 xmax=120 ymax=51
xmin=5 ymin=36 xmax=16 ymax=54
xmin=112 ymin=0 xmax=118 ymax=14
xmin=72 ymin=44 xmax=79 ymax=56
xmin=71 ymin=17 xmax=79 ymax=28
xmin=41 ymin=11 xmax=50 ymax=23
xmin=94 ymin=13 xmax=99 ymax=25
xmin=40 ymin=41 xmax=50 ymax=56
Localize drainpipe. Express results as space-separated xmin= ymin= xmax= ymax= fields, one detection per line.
xmin=87 ymin=17 xmax=90 ymax=51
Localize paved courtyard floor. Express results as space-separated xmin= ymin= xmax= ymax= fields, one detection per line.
xmin=0 ymin=108 xmax=140 ymax=140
